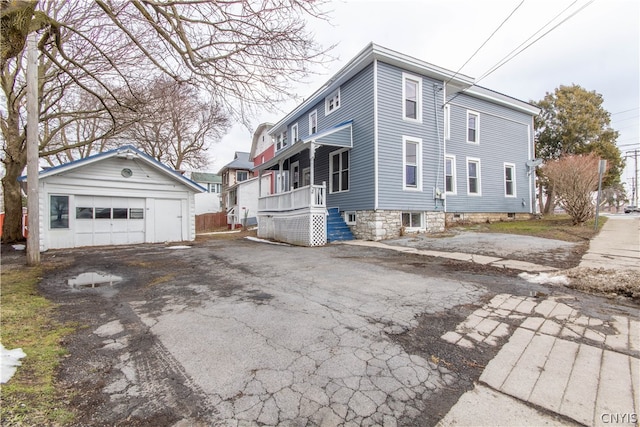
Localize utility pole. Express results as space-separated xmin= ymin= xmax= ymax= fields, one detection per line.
xmin=26 ymin=31 xmax=40 ymax=266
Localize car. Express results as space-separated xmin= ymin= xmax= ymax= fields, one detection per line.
xmin=624 ymin=205 xmax=640 ymax=213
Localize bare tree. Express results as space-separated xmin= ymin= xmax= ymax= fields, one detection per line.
xmin=543 ymin=153 xmax=602 ymax=226
xmin=1 ymin=0 xmax=332 ymax=242
xmin=118 ymin=77 xmax=230 ymax=170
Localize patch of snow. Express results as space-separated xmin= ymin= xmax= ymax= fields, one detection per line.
xmin=1 ymin=344 xmax=26 ymax=384
xmin=519 ymin=272 xmax=570 ymax=286
xmin=11 ymin=244 xmax=25 ymax=251
xmin=166 ymin=245 xmax=192 ymax=250
xmin=245 ymin=236 xmax=290 ymax=246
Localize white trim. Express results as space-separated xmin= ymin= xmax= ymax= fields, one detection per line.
xmin=402 ymin=136 xmax=422 ymax=191
xmin=466 ymin=157 xmax=481 ymax=196
xmin=504 ymin=162 xmax=516 ymax=197
xmin=528 ymin=122 xmax=534 ymax=213
xmin=445 ymin=155 xmax=457 ymax=194
xmin=308 ymin=110 xmax=317 ymax=135
xmin=466 ymin=110 xmax=480 ymax=144
xmin=374 ymin=59 xmax=379 ymax=210
xmin=465 ymin=85 xmax=540 ymax=115
xmin=402 ymin=72 xmax=422 ymax=123
xmin=325 ymin=88 xmax=341 ymax=116
xmin=329 ymin=148 xmax=350 ymax=194
xmin=291 ymin=122 xmax=299 ymax=144
xmin=444 ymin=104 xmax=450 ymax=140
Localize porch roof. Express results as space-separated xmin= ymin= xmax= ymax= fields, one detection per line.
xmin=257 ymin=120 xmax=353 ymax=171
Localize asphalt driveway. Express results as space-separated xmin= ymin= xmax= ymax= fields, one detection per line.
xmin=27 ymin=235 xmax=638 ymax=426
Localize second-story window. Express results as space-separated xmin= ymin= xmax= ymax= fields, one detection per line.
xmin=291 ymin=123 xmax=299 ymax=144
xmin=276 ymin=130 xmax=288 ymax=151
xmin=237 ymin=171 xmax=248 ymax=182
xmin=309 ymin=110 xmax=317 ymax=135
xmin=325 ymin=88 xmax=340 ymax=115
xmin=403 ymin=73 xmax=422 ymax=122
xmin=467 ymin=111 xmax=479 ymax=143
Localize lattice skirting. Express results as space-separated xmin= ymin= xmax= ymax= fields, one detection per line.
xmin=258 ymin=211 xmax=327 ymax=247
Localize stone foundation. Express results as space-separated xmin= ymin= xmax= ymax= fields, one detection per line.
xmin=352 ymin=210 xmax=445 ymax=241
xmin=445 ymin=212 xmax=533 ymax=226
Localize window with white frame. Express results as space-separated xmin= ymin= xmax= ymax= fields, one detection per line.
xmin=444 ymin=104 xmax=450 ymax=140
xmin=504 ymin=163 xmax=516 ymax=197
xmin=403 ymin=73 xmax=422 ymax=122
xmin=445 ymin=155 xmax=456 ymax=194
xmin=309 ymin=110 xmax=317 ymax=135
xmin=291 ymin=123 xmax=299 ymax=144
xmin=403 ymin=136 xmax=422 ymax=190
xmin=330 ymin=148 xmax=349 ymax=193
xmin=344 ymin=211 xmax=356 ymax=225
xmin=467 ymin=158 xmax=481 ymax=195
xmin=276 ymin=130 xmax=288 ymax=151
xmin=467 ymin=111 xmax=479 ymax=143
xmin=325 ymin=88 xmax=340 ymax=115
xmin=50 ymin=195 xmax=69 ymax=229
xmin=402 ymin=212 xmax=423 ymax=229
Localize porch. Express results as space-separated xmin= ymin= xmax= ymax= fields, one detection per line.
xmin=257 ymin=184 xmax=328 ymax=246
xmin=256 ymin=120 xmax=353 ymax=246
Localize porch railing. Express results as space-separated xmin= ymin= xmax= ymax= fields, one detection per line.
xmin=258 ymin=183 xmax=326 ymax=212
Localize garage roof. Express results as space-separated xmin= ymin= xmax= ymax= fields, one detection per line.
xmin=20 ymin=145 xmax=206 ymax=193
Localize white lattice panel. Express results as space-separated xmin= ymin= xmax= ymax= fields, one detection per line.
xmin=310 ymin=214 xmax=326 ymax=246
xmin=257 ymin=210 xmax=327 ymax=246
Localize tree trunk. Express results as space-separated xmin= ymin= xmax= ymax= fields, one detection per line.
xmin=1 ymin=159 xmax=27 ymax=243
xmin=543 ymin=187 xmax=555 ymax=215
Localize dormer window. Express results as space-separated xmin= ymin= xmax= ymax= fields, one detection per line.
xmin=325 ymin=88 xmax=340 ymax=115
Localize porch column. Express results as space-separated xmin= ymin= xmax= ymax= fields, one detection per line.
xmin=258 ymin=168 xmax=262 ymax=198
xmin=309 ymin=142 xmax=316 ymax=186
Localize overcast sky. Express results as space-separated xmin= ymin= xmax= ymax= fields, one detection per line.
xmin=209 ymin=0 xmax=639 ymax=196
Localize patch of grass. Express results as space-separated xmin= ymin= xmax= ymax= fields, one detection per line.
xmin=454 ymin=214 xmax=607 ymax=242
xmin=145 ymin=273 xmax=176 ymax=288
xmin=0 ymin=267 xmax=76 ymax=426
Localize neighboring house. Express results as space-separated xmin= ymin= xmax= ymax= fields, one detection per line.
xmin=20 ymin=145 xmax=204 ymax=251
xmin=256 ymin=43 xmax=540 ymax=246
xmin=250 ymin=123 xmax=275 ymax=173
xmin=190 ymin=172 xmax=222 ymax=214
xmin=218 ymin=151 xmax=254 ymax=226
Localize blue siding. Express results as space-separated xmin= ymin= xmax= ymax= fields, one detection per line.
xmin=283 ymin=65 xmax=376 ymax=211
xmin=376 ymin=61 xmax=445 ymax=212
xmin=445 ymin=92 xmax=534 ymax=213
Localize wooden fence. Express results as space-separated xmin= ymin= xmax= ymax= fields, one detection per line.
xmin=195 ymin=212 xmax=227 ymax=233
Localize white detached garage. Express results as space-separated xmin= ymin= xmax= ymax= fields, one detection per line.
xmin=23 ymin=145 xmax=205 ymax=251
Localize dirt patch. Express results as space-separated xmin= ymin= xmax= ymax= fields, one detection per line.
xmin=563 ymin=267 xmax=640 ymax=301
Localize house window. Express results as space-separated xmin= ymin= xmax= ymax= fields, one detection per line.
xmin=344 ymin=211 xmax=356 ymax=225
xmin=309 ymin=110 xmax=317 ymax=135
xmin=276 ymin=130 xmax=288 ymax=151
xmin=403 ymin=136 xmax=422 ymax=191
xmin=95 ymin=208 xmax=111 ymax=219
xmin=444 ymin=104 xmax=450 ymax=140
xmin=467 ymin=111 xmax=479 ymax=143
xmin=504 ymin=163 xmax=516 ymax=197
xmin=237 ymin=171 xmax=249 ymax=182
xmin=403 ymin=73 xmax=422 ymax=122
xmin=291 ymin=123 xmax=299 ymax=144
xmin=402 ymin=212 xmax=423 ymax=229
xmin=330 ymin=148 xmax=349 ymax=193
xmin=445 ymin=155 xmax=456 ymax=194
xmin=467 ymin=158 xmax=481 ymax=195
xmin=50 ymin=195 xmax=69 ymax=228
xmin=325 ymin=88 xmax=340 ymax=115
xmin=302 ymin=167 xmax=310 ymax=187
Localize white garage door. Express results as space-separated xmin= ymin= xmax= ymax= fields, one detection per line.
xmin=75 ymin=196 xmax=146 ymax=247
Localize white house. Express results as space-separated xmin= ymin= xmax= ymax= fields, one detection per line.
xmin=190 ymin=172 xmax=222 ymax=214
xmin=21 ymin=145 xmax=205 ymax=251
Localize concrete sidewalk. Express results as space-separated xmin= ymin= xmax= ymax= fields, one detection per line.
xmin=580 ymin=215 xmax=640 ymax=271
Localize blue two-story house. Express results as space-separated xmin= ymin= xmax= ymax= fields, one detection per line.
xmin=255 ymin=43 xmax=540 ymax=246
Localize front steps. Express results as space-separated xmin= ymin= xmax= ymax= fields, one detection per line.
xmin=326 ymin=207 xmax=354 ymax=242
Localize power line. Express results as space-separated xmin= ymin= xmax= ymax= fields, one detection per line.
xmin=444 ymin=0 xmax=525 ymax=87
xmin=477 ymin=0 xmax=595 ymax=83
xmin=611 ymin=107 xmax=640 ymax=116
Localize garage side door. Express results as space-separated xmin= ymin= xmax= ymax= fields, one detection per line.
xmin=154 ymin=199 xmax=183 ymax=243
xmin=75 ymin=196 xmax=146 ymax=247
